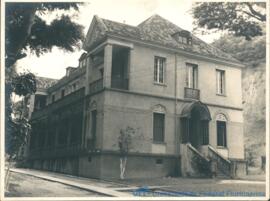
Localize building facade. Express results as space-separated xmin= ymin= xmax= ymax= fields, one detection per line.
xmin=27 ymin=15 xmax=246 ymax=179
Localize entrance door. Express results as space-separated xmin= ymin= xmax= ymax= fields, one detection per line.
xmin=180 ymin=101 xmax=211 ymax=146
xmin=189 ymin=109 xmax=201 ymax=148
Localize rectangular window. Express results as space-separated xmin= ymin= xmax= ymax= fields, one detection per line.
xmin=217 ymin=121 xmax=227 ymax=147
xmin=216 ymin=69 xmax=225 ymax=95
xmin=91 ymin=110 xmax=97 ymax=139
xmin=61 ymin=89 xmax=65 ymax=98
xmin=73 ymin=83 xmax=77 ymax=91
xmin=186 ymin=63 xmax=198 ymax=89
xmin=154 ymin=56 xmax=166 ymax=84
xmin=51 ymin=94 xmax=55 ymax=103
xmin=156 ymin=159 xmax=163 ymax=165
xmin=153 ymin=113 xmax=165 ymax=142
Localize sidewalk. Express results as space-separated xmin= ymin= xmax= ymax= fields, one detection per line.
xmin=10 ymin=168 xmax=133 ymax=197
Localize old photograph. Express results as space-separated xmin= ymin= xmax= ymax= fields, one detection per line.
xmin=1 ymin=0 xmax=268 ymax=200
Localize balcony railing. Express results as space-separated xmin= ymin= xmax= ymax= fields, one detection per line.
xmin=92 ymin=56 xmax=104 ymax=67
xmin=111 ymin=77 xmax=129 ymax=90
xmin=31 ymin=88 xmax=85 ymax=120
xmin=184 ymin=87 xmax=200 ymax=100
xmin=89 ymin=78 xmax=104 ymax=95
xmin=208 ymin=145 xmax=231 ymax=177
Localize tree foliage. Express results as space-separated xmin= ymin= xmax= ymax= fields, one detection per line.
xmin=192 ymin=2 xmax=266 ymax=40
xmin=5 ymin=2 xmax=84 ymax=67
xmin=118 ymin=127 xmax=134 ymax=157
xmin=212 ymin=34 xmax=266 ymax=67
xmin=11 ymin=73 xmax=37 ymax=96
xmin=5 ymin=2 xmax=84 ymax=157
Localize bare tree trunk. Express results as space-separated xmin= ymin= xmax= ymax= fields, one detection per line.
xmin=120 ymin=156 xmax=127 ymax=179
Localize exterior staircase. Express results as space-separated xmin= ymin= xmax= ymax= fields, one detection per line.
xmin=208 ymin=145 xmax=232 ymax=178
xmin=181 ymin=143 xmax=232 ymax=178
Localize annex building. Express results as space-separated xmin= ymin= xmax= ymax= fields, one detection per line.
xmin=26 ymin=15 xmax=246 ymax=179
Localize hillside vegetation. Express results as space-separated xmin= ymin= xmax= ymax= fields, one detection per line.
xmin=212 ymin=34 xmax=266 ymax=166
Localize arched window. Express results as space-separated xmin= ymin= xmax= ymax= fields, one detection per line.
xmin=216 ymin=113 xmax=227 ymax=147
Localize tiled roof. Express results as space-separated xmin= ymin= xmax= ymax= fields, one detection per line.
xmin=47 ymin=67 xmax=86 ymax=92
xmin=35 ymin=76 xmax=58 ymax=89
xmin=98 ymin=14 xmax=239 ymax=63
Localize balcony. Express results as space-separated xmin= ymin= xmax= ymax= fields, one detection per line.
xmin=92 ymin=56 xmax=104 ymax=67
xmin=111 ymin=77 xmax=129 ymax=90
xmin=89 ymin=78 xmax=104 ymax=95
xmin=31 ymin=88 xmax=85 ymax=120
xmin=184 ymin=87 xmax=200 ymax=100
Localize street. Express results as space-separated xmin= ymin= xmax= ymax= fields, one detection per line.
xmin=5 ymin=168 xmax=266 ymax=197
xmin=5 ymin=171 xmax=103 ymax=197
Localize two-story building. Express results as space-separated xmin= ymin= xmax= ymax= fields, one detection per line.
xmin=27 ymin=14 xmax=246 ymax=179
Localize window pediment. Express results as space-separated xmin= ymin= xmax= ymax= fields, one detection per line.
xmin=216 ymin=113 xmax=227 ymax=122
xmin=152 ymin=104 xmax=166 ymax=113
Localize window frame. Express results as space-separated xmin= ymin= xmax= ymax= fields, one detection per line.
xmin=51 ymin=94 xmax=55 ymax=103
xmin=91 ymin=110 xmax=97 ymax=140
xmin=186 ymin=63 xmax=198 ymax=89
xmin=216 ymin=120 xmax=227 ymax=147
xmin=216 ymin=69 xmax=226 ymax=95
xmin=61 ymin=89 xmax=65 ymax=98
xmin=154 ymin=56 xmax=166 ymax=84
xmin=153 ymin=112 xmax=165 ymax=143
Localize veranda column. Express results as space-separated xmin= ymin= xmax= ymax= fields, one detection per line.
xmin=103 ymin=44 xmax=113 ymax=88
xmin=85 ymin=55 xmax=93 ymax=95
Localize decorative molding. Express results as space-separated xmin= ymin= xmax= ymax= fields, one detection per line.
xmin=216 ymin=113 xmax=227 ymax=121
xmin=214 ymin=111 xmax=230 ymax=122
xmin=106 ymin=88 xmax=243 ymax=111
xmin=107 ymin=34 xmax=245 ymax=68
xmin=152 ymin=104 xmax=166 ymax=113
xmin=88 ymin=100 xmax=97 ymax=111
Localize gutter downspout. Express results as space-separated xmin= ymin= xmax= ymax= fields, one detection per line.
xmin=174 ymin=53 xmax=180 ymax=176
xmin=174 ymin=53 xmax=179 ymax=154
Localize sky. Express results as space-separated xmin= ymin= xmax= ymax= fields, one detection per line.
xmin=16 ymin=0 xmax=221 ymax=79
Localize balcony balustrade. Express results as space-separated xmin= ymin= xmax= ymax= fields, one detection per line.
xmin=92 ymin=56 xmax=104 ymax=67
xmin=89 ymin=78 xmax=104 ymax=95
xmin=31 ymin=88 xmax=85 ymax=120
xmin=111 ymin=77 xmax=129 ymax=90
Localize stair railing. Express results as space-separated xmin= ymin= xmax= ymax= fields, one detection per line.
xmin=187 ymin=143 xmax=211 ymax=177
xmin=208 ymin=145 xmax=231 ymax=177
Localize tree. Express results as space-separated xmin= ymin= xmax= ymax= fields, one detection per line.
xmin=5 ymin=3 xmax=85 ymax=190
xmin=118 ymin=127 xmax=133 ymax=179
xmin=117 ymin=127 xmax=145 ymax=179
xmin=5 ymin=2 xmax=84 ymax=156
xmin=5 ymin=2 xmax=84 ymax=67
xmin=212 ymin=34 xmax=266 ymax=67
xmin=192 ymin=2 xmax=266 ymax=40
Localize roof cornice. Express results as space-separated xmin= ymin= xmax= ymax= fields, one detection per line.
xmin=107 ymin=33 xmax=245 ymax=68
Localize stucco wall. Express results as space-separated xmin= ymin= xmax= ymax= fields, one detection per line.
xmin=78 ymin=155 xmax=101 ymax=178
xmin=128 ymin=44 xmax=243 ymax=109
xmin=101 ymin=89 xmax=244 ymax=160
xmin=100 ymin=154 xmax=178 ymax=179
xmin=102 ymin=90 xmax=177 ymax=155
xmin=83 ymin=93 xmax=105 ymax=149
xmin=208 ymin=106 xmax=244 ymax=159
